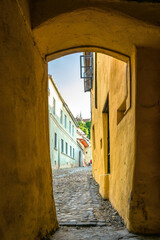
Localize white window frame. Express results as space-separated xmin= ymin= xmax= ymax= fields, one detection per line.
xmin=72 ymin=125 xmax=74 ymax=136
xmin=69 ymin=121 xmax=71 ymax=133
xmin=70 ymin=146 xmax=72 ymax=157
xmin=61 ymin=139 xmax=64 ymax=153
xmin=60 ymin=110 xmax=63 ymax=124
xmin=54 ymin=133 xmax=57 ymax=149
xmin=65 ymin=115 xmax=67 ymax=128
xmin=53 ymin=97 xmax=56 ymax=115
xmin=65 ymin=142 xmax=68 ymax=155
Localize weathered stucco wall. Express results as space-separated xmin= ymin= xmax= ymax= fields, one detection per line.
xmin=32 ymin=6 xmax=160 ymax=61
xmin=130 ymin=48 xmax=160 ymax=233
xmin=91 ymin=52 xmax=136 ymax=231
xmin=91 ymin=49 xmax=160 ymax=234
xmin=0 ymin=1 xmax=58 ymax=239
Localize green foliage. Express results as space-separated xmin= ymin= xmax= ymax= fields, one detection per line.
xmin=78 ymin=120 xmax=91 ymax=139
xmin=86 ymin=121 xmax=91 ymax=139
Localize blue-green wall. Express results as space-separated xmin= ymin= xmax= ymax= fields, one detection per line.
xmin=48 ymin=88 xmax=83 ymax=169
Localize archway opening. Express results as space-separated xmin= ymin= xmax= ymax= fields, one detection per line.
xmin=47 ymin=49 xmax=132 ymax=234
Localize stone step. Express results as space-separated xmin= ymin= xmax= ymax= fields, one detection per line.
xmin=59 ymin=222 xmax=106 ymax=227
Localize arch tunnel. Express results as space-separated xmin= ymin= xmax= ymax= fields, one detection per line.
xmin=0 ymin=1 xmax=160 ymax=239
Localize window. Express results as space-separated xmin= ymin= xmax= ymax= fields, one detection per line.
xmin=69 ymin=121 xmax=71 ymax=133
xmin=53 ymin=97 xmax=56 ymax=115
xmin=72 ymin=125 xmax=74 ymax=136
xmin=70 ymin=146 xmax=72 ymax=157
xmin=73 ymin=148 xmax=75 ymax=159
xmin=102 ymin=94 xmax=110 ymax=174
xmin=100 ymin=138 xmax=102 ymax=149
xmin=117 ymin=63 xmax=130 ymax=124
xmin=54 ymin=133 xmax=57 ymax=148
xmin=80 ymin=53 xmax=93 ymax=92
xmin=60 ymin=110 xmax=63 ymax=124
xmin=65 ymin=115 xmax=67 ymax=128
xmin=65 ymin=142 xmax=68 ymax=155
xmin=92 ymin=125 xmax=96 ymax=149
xmin=61 ymin=139 xmax=64 ymax=153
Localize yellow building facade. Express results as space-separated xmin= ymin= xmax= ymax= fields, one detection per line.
xmin=91 ymin=51 xmax=160 ymax=233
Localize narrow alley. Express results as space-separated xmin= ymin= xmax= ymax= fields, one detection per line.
xmin=50 ymin=168 xmax=160 ymax=240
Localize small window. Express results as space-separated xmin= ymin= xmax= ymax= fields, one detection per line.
xmin=65 ymin=142 xmax=68 ymax=155
xmin=53 ymin=97 xmax=56 ymax=115
xmin=100 ymin=138 xmax=102 ymax=149
xmin=72 ymin=125 xmax=74 ymax=136
xmin=69 ymin=121 xmax=71 ymax=133
xmin=54 ymin=133 xmax=57 ymax=148
xmin=117 ymin=63 xmax=130 ymax=124
xmin=61 ymin=139 xmax=64 ymax=153
xmin=65 ymin=115 xmax=67 ymax=129
xmin=92 ymin=125 xmax=96 ymax=149
xmin=60 ymin=110 xmax=63 ymax=124
xmin=73 ymin=148 xmax=75 ymax=159
xmin=70 ymin=146 xmax=72 ymax=157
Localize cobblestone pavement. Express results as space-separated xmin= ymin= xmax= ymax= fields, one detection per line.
xmin=50 ymin=167 xmax=160 ymax=240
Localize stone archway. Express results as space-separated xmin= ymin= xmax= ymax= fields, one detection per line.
xmin=0 ymin=1 xmax=160 ymax=239
xmin=32 ymin=7 xmax=160 ymax=58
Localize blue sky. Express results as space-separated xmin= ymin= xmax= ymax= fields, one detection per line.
xmin=48 ymin=53 xmax=91 ymax=119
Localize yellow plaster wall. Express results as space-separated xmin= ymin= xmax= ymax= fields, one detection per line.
xmin=0 ymin=1 xmax=58 ymax=239
xmin=31 ymin=0 xmax=160 ymax=28
xmin=32 ymin=7 xmax=160 ymax=61
xmin=91 ymin=49 xmax=160 ymax=234
xmin=91 ymin=52 xmax=136 ymax=230
xmin=1 ymin=0 xmax=160 ymax=238
xmin=129 ymin=48 xmax=160 ymax=233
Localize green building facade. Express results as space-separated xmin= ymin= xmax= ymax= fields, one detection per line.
xmin=48 ymin=75 xmax=83 ymax=169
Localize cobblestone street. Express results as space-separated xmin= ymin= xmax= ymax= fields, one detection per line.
xmin=50 ymin=167 xmax=160 ymax=240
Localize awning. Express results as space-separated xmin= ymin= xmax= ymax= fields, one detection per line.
xmin=79 ymin=138 xmax=89 ymax=147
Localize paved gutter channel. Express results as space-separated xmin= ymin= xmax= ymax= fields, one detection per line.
xmin=52 ymin=167 xmax=121 ymax=228
xmin=51 ymin=167 xmax=160 ymax=240
xmin=58 ymin=173 xmax=107 ymax=227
